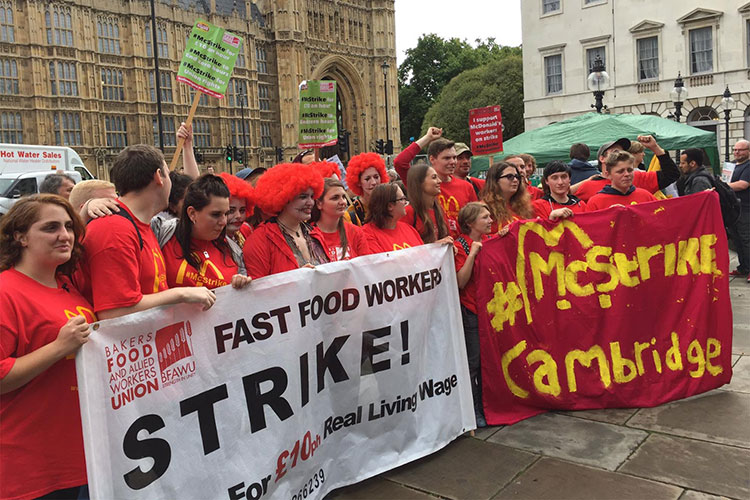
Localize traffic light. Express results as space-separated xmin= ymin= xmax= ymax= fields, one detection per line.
xmin=338 ymin=132 xmax=349 ymax=154
xmin=234 ymin=146 xmax=244 ymax=165
xmin=276 ymin=146 xmax=283 ymax=162
xmin=193 ymin=147 xmax=204 ymax=163
xmin=375 ymin=139 xmax=385 ymax=154
xmin=225 ymin=144 xmax=233 ymax=163
xmin=385 ymin=139 xmax=393 ymax=155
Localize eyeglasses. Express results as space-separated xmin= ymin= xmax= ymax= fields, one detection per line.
xmin=498 ymin=173 xmax=521 ymax=181
xmin=394 ymin=197 xmax=410 ymax=205
xmin=734 ymin=148 xmax=749 ymax=152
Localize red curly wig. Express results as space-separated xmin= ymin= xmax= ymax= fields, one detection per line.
xmin=345 ymin=152 xmax=387 ymax=196
xmin=310 ymin=161 xmax=341 ymax=179
xmin=254 ymin=163 xmax=324 ymax=215
xmin=219 ymin=172 xmax=256 ymax=214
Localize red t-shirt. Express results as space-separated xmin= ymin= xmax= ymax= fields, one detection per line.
xmin=0 ymin=269 xmax=94 ymax=500
xmin=437 ymin=177 xmax=479 ymax=235
xmin=527 ymin=184 xmax=544 ymax=201
xmin=362 ymin=221 xmax=424 ymax=253
xmin=239 ymin=222 xmax=254 ymax=239
xmin=162 ymin=236 xmax=238 ymax=289
xmin=403 ymin=204 xmax=451 ymax=243
xmin=532 ymin=196 xmax=588 ymax=220
xmin=576 ymin=171 xmax=660 ymax=201
xmin=586 ymin=187 xmax=657 ymax=211
xmin=454 ymin=235 xmax=486 ymax=314
xmin=82 ymin=202 xmax=168 ymax=313
xmin=318 ymin=222 xmax=370 ymax=261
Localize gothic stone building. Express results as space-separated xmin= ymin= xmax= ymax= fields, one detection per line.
xmin=0 ymin=0 xmax=398 ymax=178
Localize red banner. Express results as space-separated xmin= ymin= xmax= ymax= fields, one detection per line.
xmin=469 ymin=105 xmax=503 ymax=155
xmin=476 ymin=192 xmax=733 ymax=425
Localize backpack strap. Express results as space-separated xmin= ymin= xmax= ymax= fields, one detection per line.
xmin=114 ymin=210 xmax=144 ymax=250
xmin=456 ymin=236 xmax=471 ymax=255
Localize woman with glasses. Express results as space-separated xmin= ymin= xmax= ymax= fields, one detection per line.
xmin=362 ymin=184 xmax=423 ymax=253
xmin=243 ymin=163 xmax=330 ymax=278
xmin=344 ymin=152 xmax=389 ymax=226
xmin=403 ymin=163 xmax=453 ymax=244
xmin=532 ymin=161 xmax=587 ymax=221
xmin=480 ymin=162 xmax=534 ymax=233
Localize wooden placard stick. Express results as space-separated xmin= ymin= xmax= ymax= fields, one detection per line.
xmin=314 ymin=148 xmax=320 ymax=161
xmin=169 ymin=92 xmax=202 ymax=171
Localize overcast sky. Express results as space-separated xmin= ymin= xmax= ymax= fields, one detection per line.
xmin=394 ymin=0 xmax=523 ymax=65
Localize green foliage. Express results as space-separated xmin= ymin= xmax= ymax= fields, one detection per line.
xmin=420 ymin=55 xmax=524 ymax=146
xmin=398 ymin=35 xmax=521 ymax=144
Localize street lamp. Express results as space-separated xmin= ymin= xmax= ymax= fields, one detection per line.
xmin=721 ymin=86 xmax=736 ymax=162
xmin=381 ymin=60 xmax=390 ymax=153
xmin=238 ymin=87 xmax=248 ymax=171
xmin=587 ymin=55 xmax=610 ymax=113
xmin=669 ymin=73 xmax=688 ymax=124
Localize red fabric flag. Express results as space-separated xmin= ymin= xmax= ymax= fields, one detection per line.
xmin=476 ymin=191 xmax=733 ymax=425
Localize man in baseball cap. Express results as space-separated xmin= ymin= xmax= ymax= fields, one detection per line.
xmin=597 ymin=138 xmax=631 ymax=167
xmin=452 ymin=142 xmax=485 ymax=194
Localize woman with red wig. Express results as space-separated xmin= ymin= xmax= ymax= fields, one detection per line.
xmin=362 ymin=183 xmax=423 ymax=253
xmin=219 ymin=172 xmax=255 ymax=248
xmin=309 ymin=160 xmax=341 ymax=180
xmin=243 ymin=163 xmax=330 ymax=278
xmin=344 ymin=152 xmax=388 ymax=226
xmin=311 ymin=178 xmax=370 ymax=261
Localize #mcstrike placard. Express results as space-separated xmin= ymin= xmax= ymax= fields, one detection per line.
xmin=177 ymin=20 xmax=242 ymax=98
xmin=298 ymin=80 xmax=338 ymax=149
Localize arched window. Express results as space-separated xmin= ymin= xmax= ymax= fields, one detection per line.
xmin=687 ymin=106 xmax=719 ymax=123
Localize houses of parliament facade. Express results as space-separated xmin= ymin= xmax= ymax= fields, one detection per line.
xmin=0 ymin=0 xmax=399 ymax=178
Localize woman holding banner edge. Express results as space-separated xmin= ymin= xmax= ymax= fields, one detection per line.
xmin=0 ymin=195 xmax=92 ymax=499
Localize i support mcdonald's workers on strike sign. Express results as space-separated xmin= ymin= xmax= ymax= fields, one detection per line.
xmin=177 ymin=20 xmax=242 ymax=98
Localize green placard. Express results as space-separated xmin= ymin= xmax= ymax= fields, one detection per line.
xmin=298 ymin=80 xmax=338 ymax=149
xmin=176 ymin=20 xmax=242 ymax=98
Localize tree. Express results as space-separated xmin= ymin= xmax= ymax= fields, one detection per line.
xmin=420 ymin=55 xmax=524 ymax=147
xmin=397 ymin=35 xmax=519 ymax=145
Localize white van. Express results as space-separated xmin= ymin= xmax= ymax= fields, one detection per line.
xmin=0 ymin=170 xmax=83 ymax=216
xmin=0 ymin=144 xmax=94 ymax=180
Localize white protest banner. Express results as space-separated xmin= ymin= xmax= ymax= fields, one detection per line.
xmin=721 ymin=162 xmax=735 ymax=183
xmin=77 ymin=245 xmax=474 ymax=500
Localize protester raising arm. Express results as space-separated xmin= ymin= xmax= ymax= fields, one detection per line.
xmin=634 ymin=135 xmax=680 ymax=190
xmin=394 ymin=127 xmax=442 ymax=184
xmin=178 ymin=122 xmax=200 ymax=179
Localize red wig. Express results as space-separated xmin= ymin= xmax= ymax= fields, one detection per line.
xmin=345 ymin=152 xmax=387 ymax=196
xmin=310 ymin=161 xmax=341 ymax=179
xmin=219 ymin=172 xmax=255 ymax=214
xmin=254 ymin=163 xmax=324 ymax=215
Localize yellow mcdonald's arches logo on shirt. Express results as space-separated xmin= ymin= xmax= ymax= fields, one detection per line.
xmin=392 ymin=243 xmax=412 ymax=251
xmin=176 ymin=254 xmax=226 ymax=287
xmin=152 ymin=249 xmax=167 ymax=293
xmin=64 ymin=305 xmax=97 ymax=323
xmin=439 ymin=195 xmax=461 ymax=218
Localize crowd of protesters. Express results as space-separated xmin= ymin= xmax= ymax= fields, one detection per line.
xmin=1 ymin=119 xmax=748 ymax=499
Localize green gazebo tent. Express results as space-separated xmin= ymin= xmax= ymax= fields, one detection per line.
xmin=469 ymin=112 xmax=719 ymax=176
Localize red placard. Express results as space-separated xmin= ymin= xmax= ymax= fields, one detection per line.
xmin=469 ymin=105 xmax=503 ymax=155
xmin=475 ymin=192 xmax=732 ymax=425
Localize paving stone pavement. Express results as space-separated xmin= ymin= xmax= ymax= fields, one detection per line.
xmin=328 ymin=275 xmax=750 ymax=500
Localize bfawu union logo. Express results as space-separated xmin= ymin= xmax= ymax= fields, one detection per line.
xmin=156 ymin=321 xmax=197 ymax=388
